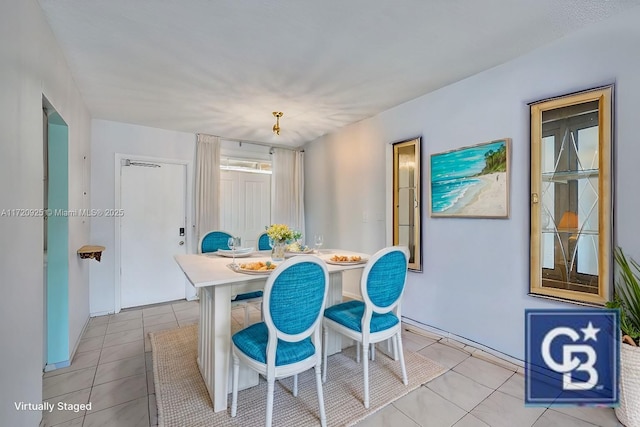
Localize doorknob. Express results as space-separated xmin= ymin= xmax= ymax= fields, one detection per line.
xmin=179 ymin=241 xmax=184 ymax=246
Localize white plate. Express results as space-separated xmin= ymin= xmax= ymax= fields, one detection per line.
xmin=236 ymin=268 xmax=274 ymax=275
xmin=228 ymin=263 xmax=277 ymax=275
xmin=216 ymin=247 xmax=254 ymax=256
xmin=209 ymin=251 xmax=254 ymax=258
xmin=325 ymin=258 xmax=368 ymax=265
xmin=219 ymin=247 xmax=254 ymax=254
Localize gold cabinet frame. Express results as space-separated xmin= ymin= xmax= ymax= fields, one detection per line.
xmin=393 ymin=137 xmax=422 ymax=272
xmin=530 ymin=86 xmax=613 ymax=305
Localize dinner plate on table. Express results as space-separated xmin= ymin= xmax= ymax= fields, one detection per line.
xmin=228 ymin=263 xmax=277 ymax=275
xmin=284 ymin=248 xmax=315 ymax=257
xmin=235 ymin=267 xmax=274 ymax=275
xmin=215 ymin=247 xmax=254 ymax=258
xmin=325 ymin=257 xmax=368 ymax=265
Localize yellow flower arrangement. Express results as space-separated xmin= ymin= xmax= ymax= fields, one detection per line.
xmin=265 ymin=224 xmax=300 ymax=242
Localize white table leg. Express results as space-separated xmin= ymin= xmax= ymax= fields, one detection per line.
xmin=198 ymin=287 xmax=212 ymax=398
xmin=213 ymin=285 xmax=234 ymax=412
xmin=198 ymin=284 xmax=260 ymax=413
xmin=198 ymin=285 xmax=234 ymax=412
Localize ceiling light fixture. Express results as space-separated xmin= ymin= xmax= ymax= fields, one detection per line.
xmin=272 ymin=111 xmax=283 ymax=135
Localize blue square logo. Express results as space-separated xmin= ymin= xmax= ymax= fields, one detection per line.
xmin=525 ymin=309 xmax=619 ymax=406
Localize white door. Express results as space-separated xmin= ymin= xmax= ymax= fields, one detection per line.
xmin=120 ymin=160 xmax=187 ymax=308
xmin=220 ymin=170 xmax=271 ymax=248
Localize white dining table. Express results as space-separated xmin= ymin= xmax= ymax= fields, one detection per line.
xmin=174 ymin=249 xmax=369 ymax=413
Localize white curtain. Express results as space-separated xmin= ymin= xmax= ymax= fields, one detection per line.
xmin=195 ymin=134 xmax=220 ymax=244
xmin=271 ymin=148 xmax=305 ymax=237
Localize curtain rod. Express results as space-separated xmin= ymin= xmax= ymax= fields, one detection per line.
xmin=197 ymin=133 xmax=304 ymax=152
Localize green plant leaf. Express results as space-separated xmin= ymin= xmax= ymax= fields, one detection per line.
xmin=613 ymin=247 xmax=640 ymax=345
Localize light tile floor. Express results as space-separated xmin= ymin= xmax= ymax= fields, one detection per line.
xmin=41 ymin=300 xmax=621 ymax=427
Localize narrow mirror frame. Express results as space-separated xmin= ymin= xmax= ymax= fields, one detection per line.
xmin=393 ymin=137 xmax=422 ymax=272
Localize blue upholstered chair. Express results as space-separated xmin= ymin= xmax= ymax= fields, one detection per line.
xmin=322 ymin=246 xmax=409 ymax=409
xmin=231 ymin=255 xmax=329 ymax=427
xmin=199 ymin=230 xmax=233 ymax=254
xmin=257 ymin=231 xmax=271 ymax=251
xmin=199 ymin=230 xmax=263 ymax=326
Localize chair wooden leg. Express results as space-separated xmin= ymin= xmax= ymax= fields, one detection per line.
xmin=322 ymin=327 xmax=328 ymax=383
xmin=244 ymin=304 xmax=250 ymax=326
xmin=293 ymin=374 xmax=298 ymax=397
xmin=389 ymin=337 xmax=398 ymax=360
xmin=396 ymin=333 xmax=408 ymax=385
xmin=266 ymin=377 xmax=275 ymax=427
xmin=231 ymin=352 xmax=239 ymax=417
xmin=392 ymin=334 xmax=399 ymax=362
xmin=314 ymin=364 xmax=327 ymax=427
xmin=393 ymin=336 xmax=398 ymax=361
xmin=362 ymin=342 xmax=370 ymax=408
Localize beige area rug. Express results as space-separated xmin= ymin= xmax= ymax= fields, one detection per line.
xmin=150 ymin=325 xmax=446 ymax=427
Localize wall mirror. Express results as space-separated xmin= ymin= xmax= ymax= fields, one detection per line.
xmin=530 ymin=86 xmax=613 ymax=305
xmin=393 ymin=137 xmax=422 ymax=272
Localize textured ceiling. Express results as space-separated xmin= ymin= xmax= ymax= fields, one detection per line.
xmin=38 ymin=0 xmax=640 ymax=147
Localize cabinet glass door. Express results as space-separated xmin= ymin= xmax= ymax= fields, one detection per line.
xmin=530 ymin=87 xmax=612 ymax=305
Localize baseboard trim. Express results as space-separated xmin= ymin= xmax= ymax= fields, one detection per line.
xmin=90 ymin=309 xmax=115 ymax=317
xmin=44 ymin=317 xmax=90 ymax=373
xmin=401 ymin=317 xmax=524 ymax=369
xmin=44 ymin=359 xmax=71 ymax=372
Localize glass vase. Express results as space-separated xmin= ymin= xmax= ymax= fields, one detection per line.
xmin=271 ymin=240 xmax=286 ymax=262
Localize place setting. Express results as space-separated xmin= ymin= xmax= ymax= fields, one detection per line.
xmin=202 ymin=238 xmax=254 ymax=261
xmin=228 ymin=260 xmax=279 ymax=275
xmin=325 ymin=254 xmax=368 ymax=265
xmin=284 ymin=241 xmax=314 ymax=257
xmin=282 ymin=233 xmax=324 ymax=257
xmin=209 ymin=236 xmax=254 ymax=258
xmin=213 ymin=247 xmax=254 ymax=258
xmin=209 ymin=236 xmax=273 ymax=275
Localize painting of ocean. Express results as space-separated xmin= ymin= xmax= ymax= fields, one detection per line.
xmin=430 ymin=139 xmax=509 ymax=217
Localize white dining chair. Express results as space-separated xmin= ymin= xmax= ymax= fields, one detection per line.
xmin=231 ymin=255 xmax=329 ymax=427
xmin=322 ymin=246 xmax=409 ymax=409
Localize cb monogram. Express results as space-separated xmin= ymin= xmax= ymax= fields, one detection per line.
xmin=540 ymin=327 xmax=598 ymax=391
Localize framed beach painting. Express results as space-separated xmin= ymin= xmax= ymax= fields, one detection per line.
xmin=430 ymin=138 xmax=510 ymax=218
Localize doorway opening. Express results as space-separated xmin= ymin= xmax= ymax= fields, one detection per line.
xmin=43 ymin=97 xmax=70 ymax=370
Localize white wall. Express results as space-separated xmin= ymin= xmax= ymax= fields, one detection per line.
xmin=0 ymin=1 xmax=91 ymax=425
xmin=89 ymin=125 xmax=276 ymax=315
xmin=305 ymin=121 xmax=387 ymax=253
xmin=90 ymin=120 xmax=196 ymax=315
xmin=305 ymin=9 xmax=640 ymax=360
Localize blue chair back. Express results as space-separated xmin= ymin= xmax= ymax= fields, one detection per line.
xmin=362 ymin=247 xmax=409 ymax=313
xmin=200 ymin=230 xmax=232 ymax=253
xmin=257 ymin=232 xmax=271 ymax=250
xmin=264 ymin=256 xmax=328 ymax=342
